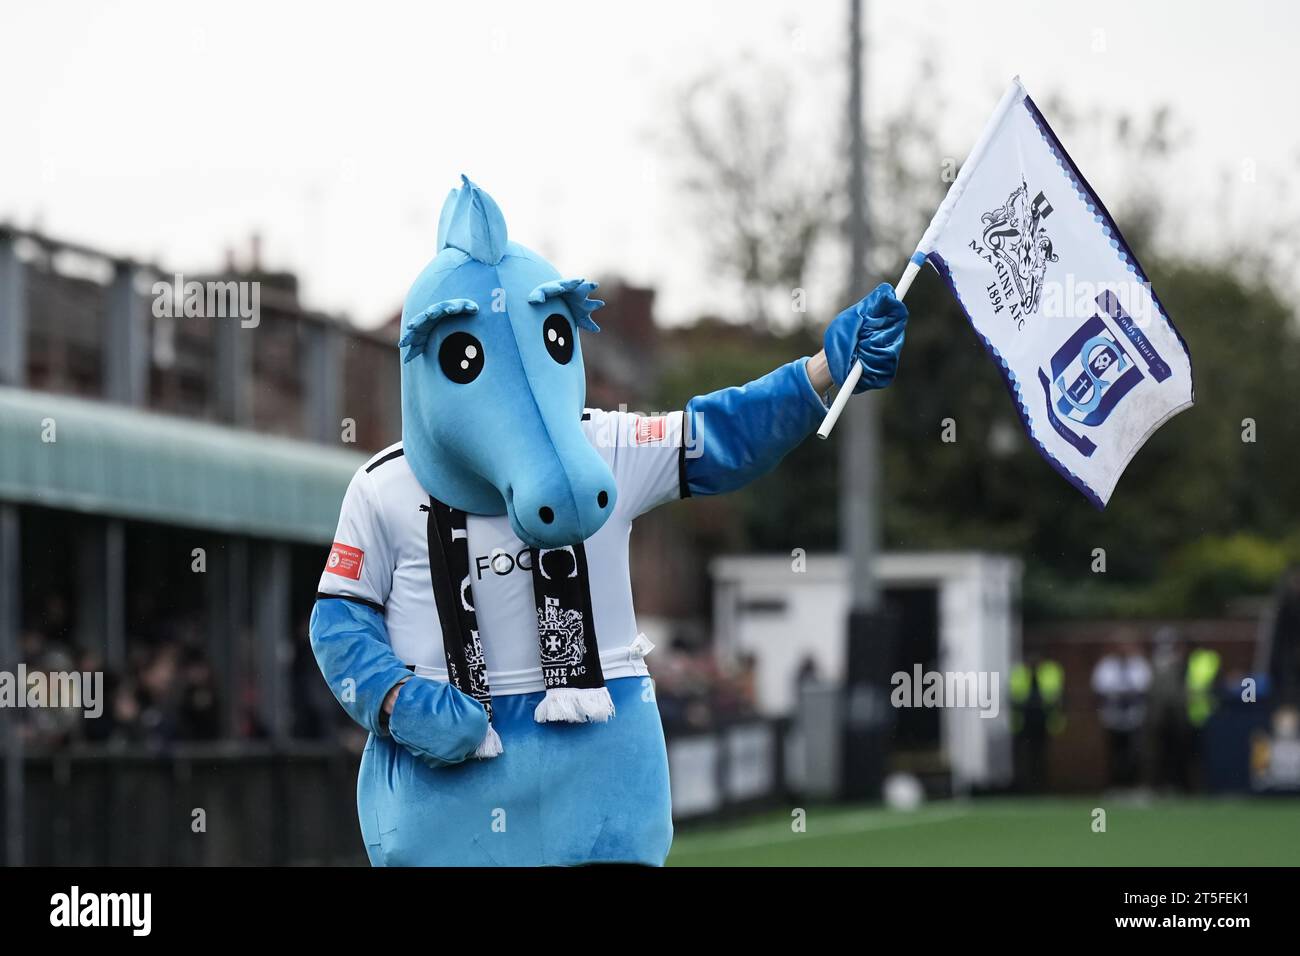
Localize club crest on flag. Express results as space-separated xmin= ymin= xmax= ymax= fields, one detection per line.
xmin=1049 ymin=315 xmax=1143 ymax=429
xmin=978 ymin=181 xmax=1060 ymax=317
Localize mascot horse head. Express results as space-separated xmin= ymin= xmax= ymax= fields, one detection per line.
xmin=398 ymin=176 xmax=616 ymax=549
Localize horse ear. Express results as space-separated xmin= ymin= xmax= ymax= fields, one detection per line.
xmin=440 ymin=175 xmax=508 ymax=265
xmin=435 ymin=188 xmax=459 ymax=250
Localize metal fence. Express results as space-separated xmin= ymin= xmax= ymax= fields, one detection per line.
xmin=4 ymin=720 xmax=791 ymax=866
xmin=8 ymin=743 xmax=364 ymax=866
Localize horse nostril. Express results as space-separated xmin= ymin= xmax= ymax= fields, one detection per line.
xmin=597 ymin=491 xmax=609 ymax=508
xmin=538 ymin=507 xmax=555 ymax=524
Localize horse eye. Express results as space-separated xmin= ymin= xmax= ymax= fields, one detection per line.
xmin=438 ymin=331 xmax=484 ymax=384
xmin=543 ymin=313 xmax=574 ymax=365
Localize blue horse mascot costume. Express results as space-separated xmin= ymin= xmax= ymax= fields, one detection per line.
xmin=309 ymin=176 xmax=908 ymax=866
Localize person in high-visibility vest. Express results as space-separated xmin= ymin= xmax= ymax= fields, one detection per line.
xmin=1183 ymin=643 xmax=1221 ymax=792
xmin=1186 ymin=646 xmax=1221 ymax=728
xmin=1011 ymin=655 xmax=1066 ymax=791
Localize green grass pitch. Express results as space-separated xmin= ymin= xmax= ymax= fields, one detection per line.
xmin=666 ymin=798 xmax=1300 ymax=866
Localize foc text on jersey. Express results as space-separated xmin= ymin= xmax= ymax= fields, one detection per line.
xmin=475 ymin=548 xmax=534 ymax=580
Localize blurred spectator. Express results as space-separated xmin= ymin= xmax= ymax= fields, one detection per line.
xmin=135 ymin=641 xmax=180 ymax=742
xmin=1011 ymin=654 xmax=1065 ymax=793
xmin=1186 ymin=641 xmax=1222 ymax=729
xmin=18 ymin=603 xmax=762 ymax=751
xmin=1091 ymin=638 xmax=1152 ymax=789
xmin=1146 ymin=626 xmax=1191 ymax=792
xmin=18 ymin=633 xmax=81 ymax=747
xmin=14 ymin=613 xmax=229 ymax=748
xmin=1185 ymin=639 xmax=1222 ymax=790
xmin=795 ymin=654 xmax=821 ymax=692
xmin=78 ymin=649 xmax=120 ymax=743
xmin=177 ymin=646 xmax=221 ymax=741
xmin=652 ymin=636 xmax=757 ymax=733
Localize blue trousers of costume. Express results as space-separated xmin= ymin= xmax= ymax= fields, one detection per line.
xmin=357 ymin=676 xmax=672 ymax=866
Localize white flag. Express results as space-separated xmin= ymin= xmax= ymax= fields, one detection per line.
xmin=914 ymin=77 xmax=1194 ymax=507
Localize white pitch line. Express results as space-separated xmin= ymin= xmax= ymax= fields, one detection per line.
xmin=670 ymin=806 xmax=972 ymax=856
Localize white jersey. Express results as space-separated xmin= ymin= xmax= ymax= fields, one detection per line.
xmin=317 ymin=408 xmax=686 ymax=695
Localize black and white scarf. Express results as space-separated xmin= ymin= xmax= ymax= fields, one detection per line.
xmin=423 ymin=496 xmax=613 ymax=758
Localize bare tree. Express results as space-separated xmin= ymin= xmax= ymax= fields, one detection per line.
xmin=671 ymin=64 xmax=840 ymax=328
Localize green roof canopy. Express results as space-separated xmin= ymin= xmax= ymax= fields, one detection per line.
xmin=0 ymin=387 xmax=365 ymax=544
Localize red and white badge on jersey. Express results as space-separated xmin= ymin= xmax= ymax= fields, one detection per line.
xmin=634 ymin=416 xmax=666 ymax=444
xmin=326 ymin=542 xmax=364 ymax=580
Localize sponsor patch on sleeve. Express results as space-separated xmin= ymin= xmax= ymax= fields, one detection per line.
xmin=326 ymin=542 xmax=364 ymax=580
xmin=634 ymin=416 xmax=667 ymax=444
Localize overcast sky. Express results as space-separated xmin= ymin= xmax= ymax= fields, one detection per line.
xmin=3 ymin=1 xmax=1296 ymax=327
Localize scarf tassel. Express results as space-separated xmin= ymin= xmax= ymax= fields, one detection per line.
xmin=534 ymin=686 xmax=615 ymax=724
xmin=473 ymin=723 xmax=503 ymax=759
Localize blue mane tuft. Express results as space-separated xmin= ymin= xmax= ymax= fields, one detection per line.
xmin=528 ymin=278 xmax=605 ymax=332
xmin=398 ymin=298 xmax=479 ymax=364
xmin=438 ymin=174 xmax=508 ymax=265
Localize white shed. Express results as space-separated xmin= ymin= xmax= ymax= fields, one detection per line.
xmin=710 ymin=551 xmax=1022 ymax=792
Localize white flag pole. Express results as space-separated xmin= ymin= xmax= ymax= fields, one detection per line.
xmin=816 ymin=76 xmax=1026 ymax=440
xmin=816 ymin=258 xmax=921 ymax=439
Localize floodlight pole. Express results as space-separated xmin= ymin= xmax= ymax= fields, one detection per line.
xmin=840 ymin=0 xmax=896 ymax=801
xmin=844 ymin=0 xmax=877 ymax=616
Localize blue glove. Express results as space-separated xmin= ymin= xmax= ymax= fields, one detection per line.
xmin=386 ymin=676 xmax=489 ymax=768
xmin=823 ymin=282 xmax=909 ymax=394
xmin=309 ymin=597 xmax=487 ymax=766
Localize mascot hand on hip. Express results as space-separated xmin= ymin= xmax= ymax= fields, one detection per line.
xmin=309 ymin=176 xmax=908 ymax=866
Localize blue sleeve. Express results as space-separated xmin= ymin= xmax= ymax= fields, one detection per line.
xmin=683 ymin=357 xmax=828 ymax=497
xmin=309 ymin=597 xmax=414 ymax=736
